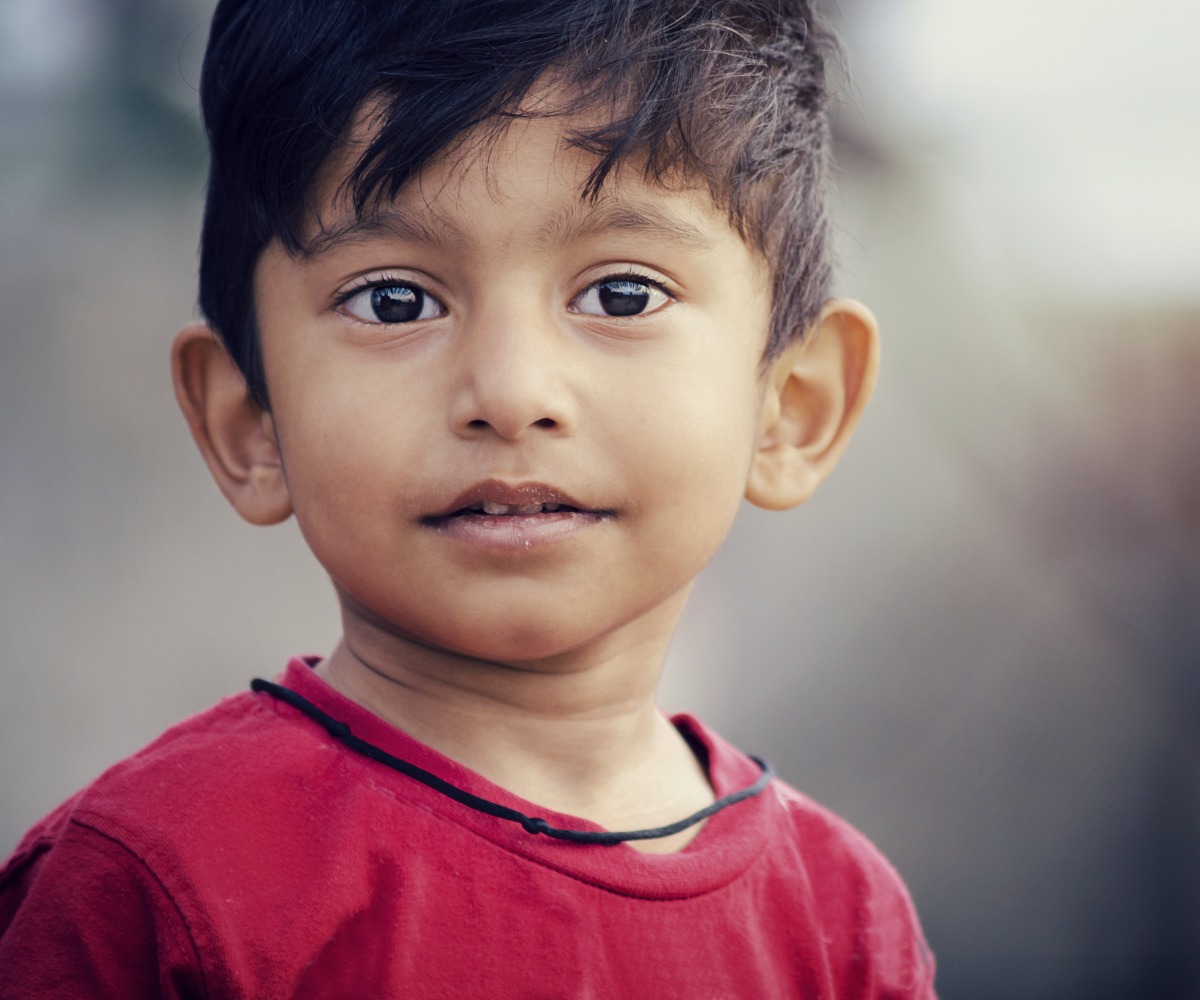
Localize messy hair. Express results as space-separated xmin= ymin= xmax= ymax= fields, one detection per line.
xmin=199 ymin=0 xmax=839 ymax=406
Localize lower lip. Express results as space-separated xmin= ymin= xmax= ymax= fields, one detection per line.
xmin=426 ymin=511 xmax=608 ymax=549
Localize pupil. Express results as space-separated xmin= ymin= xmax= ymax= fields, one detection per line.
xmin=371 ymin=285 xmax=421 ymax=322
xmin=599 ymin=280 xmax=649 ymax=317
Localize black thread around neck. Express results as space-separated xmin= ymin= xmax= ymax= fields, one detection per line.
xmin=251 ymin=678 xmax=774 ymax=845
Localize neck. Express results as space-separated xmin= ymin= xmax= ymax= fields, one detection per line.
xmin=315 ymin=590 xmax=715 ymax=853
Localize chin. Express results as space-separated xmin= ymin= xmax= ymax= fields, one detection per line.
xmin=437 ymin=622 xmax=599 ymax=669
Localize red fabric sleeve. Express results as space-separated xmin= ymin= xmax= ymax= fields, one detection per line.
xmin=0 ymin=821 xmax=204 ymax=1000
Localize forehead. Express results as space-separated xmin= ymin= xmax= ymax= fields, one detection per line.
xmin=298 ymin=98 xmax=757 ymax=267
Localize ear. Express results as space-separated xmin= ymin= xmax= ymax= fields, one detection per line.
xmin=745 ymin=299 xmax=879 ymax=511
xmin=171 ymin=323 xmax=292 ymax=526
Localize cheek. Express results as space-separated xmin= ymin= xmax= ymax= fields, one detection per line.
xmin=273 ymin=375 xmax=420 ymax=535
xmin=614 ymin=360 xmax=763 ymax=534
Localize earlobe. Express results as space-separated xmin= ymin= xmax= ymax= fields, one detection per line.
xmin=745 ymin=299 xmax=879 ymax=511
xmin=171 ymin=323 xmax=292 ymax=526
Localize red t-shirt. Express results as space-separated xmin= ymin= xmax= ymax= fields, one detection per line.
xmin=0 ymin=659 xmax=936 ymax=999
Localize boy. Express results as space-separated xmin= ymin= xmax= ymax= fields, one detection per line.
xmin=0 ymin=0 xmax=936 ymax=996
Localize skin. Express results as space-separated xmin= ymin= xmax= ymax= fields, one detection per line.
xmin=173 ymin=106 xmax=879 ymax=854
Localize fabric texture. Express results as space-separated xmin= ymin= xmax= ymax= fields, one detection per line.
xmin=0 ymin=658 xmax=936 ymax=999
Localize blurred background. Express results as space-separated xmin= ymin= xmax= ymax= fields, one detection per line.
xmin=1 ymin=0 xmax=1196 ymax=995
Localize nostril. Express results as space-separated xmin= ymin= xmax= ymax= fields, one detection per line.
xmin=465 ymin=418 xmax=555 ymax=430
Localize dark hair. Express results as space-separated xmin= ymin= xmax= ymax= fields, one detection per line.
xmin=199 ymin=0 xmax=838 ymax=406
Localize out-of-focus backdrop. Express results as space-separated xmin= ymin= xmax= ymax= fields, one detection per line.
xmin=2 ymin=1 xmax=1197 ymax=995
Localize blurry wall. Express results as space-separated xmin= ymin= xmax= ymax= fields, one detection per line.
xmin=2 ymin=1 xmax=1197 ymax=997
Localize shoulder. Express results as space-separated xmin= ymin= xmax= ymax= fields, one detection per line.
xmin=0 ymin=692 xmax=298 ymax=997
xmin=2 ymin=687 xmax=341 ymax=910
xmin=66 ymin=687 xmax=356 ymax=881
xmin=57 ymin=689 xmax=328 ymax=843
xmin=769 ymin=778 xmax=911 ymax=887
xmin=0 ymin=687 xmax=353 ymax=996
xmin=765 ymin=778 xmax=937 ymax=997
xmin=768 ymin=778 xmax=917 ymax=902
xmin=681 ymin=715 xmax=935 ymax=997
xmin=680 ymin=713 xmax=925 ymax=911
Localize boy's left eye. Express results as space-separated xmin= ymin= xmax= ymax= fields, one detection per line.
xmin=571 ymin=277 xmax=670 ymax=318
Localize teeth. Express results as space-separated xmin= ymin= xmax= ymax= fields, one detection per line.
xmin=480 ymin=499 xmax=549 ymax=513
xmin=476 ymin=500 xmax=561 ymax=515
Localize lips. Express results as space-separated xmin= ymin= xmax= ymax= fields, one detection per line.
xmin=422 ymin=479 xmax=611 ymax=523
xmin=421 ymin=479 xmax=612 ymax=550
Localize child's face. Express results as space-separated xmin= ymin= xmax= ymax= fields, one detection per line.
xmin=251 ymin=110 xmax=778 ymax=666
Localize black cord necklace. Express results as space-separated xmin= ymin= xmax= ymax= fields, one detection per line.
xmin=251 ymin=678 xmax=774 ymax=845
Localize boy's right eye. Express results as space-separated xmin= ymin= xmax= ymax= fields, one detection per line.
xmin=338 ymin=281 xmax=446 ymax=324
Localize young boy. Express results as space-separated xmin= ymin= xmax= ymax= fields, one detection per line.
xmin=0 ymin=0 xmax=935 ymax=996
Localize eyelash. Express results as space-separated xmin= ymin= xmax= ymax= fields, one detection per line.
xmin=334 ymin=272 xmax=413 ymax=307
xmin=597 ymin=270 xmax=671 ymax=295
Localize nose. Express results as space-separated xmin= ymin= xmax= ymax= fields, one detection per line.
xmin=447 ymin=307 xmax=578 ymax=441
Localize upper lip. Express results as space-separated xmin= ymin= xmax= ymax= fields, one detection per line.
xmin=424 ymin=479 xmax=604 ymax=519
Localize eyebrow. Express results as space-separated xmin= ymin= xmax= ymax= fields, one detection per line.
xmin=300 ymin=198 xmax=714 ymax=259
xmin=537 ymin=201 xmax=715 ymax=251
xmin=301 ymin=208 xmax=466 ymax=259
